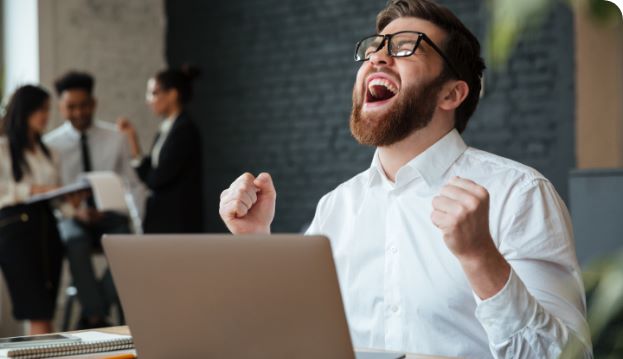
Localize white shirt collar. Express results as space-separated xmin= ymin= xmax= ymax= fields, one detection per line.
xmin=160 ymin=116 xmax=176 ymax=134
xmin=63 ymin=120 xmax=94 ymax=140
xmin=160 ymin=112 xmax=180 ymax=133
xmin=368 ymin=129 xmax=468 ymax=189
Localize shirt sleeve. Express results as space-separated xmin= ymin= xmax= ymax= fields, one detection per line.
xmin=304 ymin=191 xmax=334 ymax=236
xmin=0 ymin=144 xmax=32 ymax=208
xmin=117 ymin=135 xmax=147 ymax=222
xmin=0 ymin=181 xmax=31 ymax=208
xmin=49 ymin=149 xmax=76 ymax=218
xmin=475 ymin=179 xmax=593 ymax=358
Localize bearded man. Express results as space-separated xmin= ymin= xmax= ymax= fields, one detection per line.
xmin=218 ymin=0 xmax=592 ymax=357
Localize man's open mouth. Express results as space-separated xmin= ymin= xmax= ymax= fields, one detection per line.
xmin=366 ymin=78 xmax=398 ymax=104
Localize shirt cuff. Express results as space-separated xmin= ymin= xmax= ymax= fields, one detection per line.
xmin=474 ymin=268 xmax=537 ymax=344
xmin=56 ymin=201 xmax=76 ymax=219
xmin=130 ymin=157 xmax=143 ymax=168
xmin=15 ymin=183 xmax=32 ymax=202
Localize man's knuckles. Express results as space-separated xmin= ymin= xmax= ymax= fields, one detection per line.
xmin=473 ymin=186 xmax=488 ymax=200
xmin=240 ymin=172 xmax=255 ymax=182
xmin=235 ymin=201 xmax=248 ymax=216
xmin=219 ymin=201 xmax=238 ymax=218
xmin=431 ymin=196 xmax=443 ymax=209
xmin=236 ymin=186 xmax=250 ymax=197
xmin=463 ymin=196 xmax=480 ymax=212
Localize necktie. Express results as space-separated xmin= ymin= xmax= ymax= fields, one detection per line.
xmin=80 ymin=133 xmax=92 ymax=172
xmin=81 ymin=133 xmax=96 ymax=208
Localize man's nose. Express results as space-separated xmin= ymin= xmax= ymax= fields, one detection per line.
xmin=75 ymin=108 xmax=87 ymax=120
xmin=368 ymin=42 xmax=394 ymax=66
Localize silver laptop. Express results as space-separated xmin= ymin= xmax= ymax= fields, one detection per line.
xmin=103 ymin=234 xmax=405 ymax=359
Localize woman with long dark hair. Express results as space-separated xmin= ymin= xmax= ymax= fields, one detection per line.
xmin=118 ymin=65 xmax=203 ymax=233
xmin=0 ymin=85 xmax=64 ymax=334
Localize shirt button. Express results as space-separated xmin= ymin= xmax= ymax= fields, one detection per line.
xmin=391 ymin=305 xmax=399 ymax=313
xmin=390 ymin=246 xmax=398 ymax=254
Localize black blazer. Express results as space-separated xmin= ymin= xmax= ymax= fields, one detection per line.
xmin=136 ymin=113 xmax=203 ymax=233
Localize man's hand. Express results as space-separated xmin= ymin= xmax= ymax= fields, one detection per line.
xmin=219 ymin=172 xmax=276 ymax=234
xmin=431 ymin=176 xmax=510 ymax=299
xmin=64 ymin=190 xmax=90 ymax=208
xmin=431 ymin=176 xmax=494 ymax=261
xmin=66 ymin=191 xmax=103 ymax=224
xmin=30 ymin=185 xmax=59 ymax=195
xmin=74 ymin=207 xmax=104 ymax=224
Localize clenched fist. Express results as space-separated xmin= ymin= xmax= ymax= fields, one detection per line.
xmin=219 ymin=172 xmax=276 ymax=234
xmin=431 ymin=176 xmax=495 ymax=262
xmin=431 ymin=176 xmax=511 ymax=299
xmin=116 ymin=116 xmax=141 ymax=158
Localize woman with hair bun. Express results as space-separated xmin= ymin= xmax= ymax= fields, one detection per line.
xmin=118 ymin=65 xmax=203 ymax=233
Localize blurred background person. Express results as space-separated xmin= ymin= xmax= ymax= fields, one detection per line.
xmin=0 ymin=85 xmax=64 ymax=334
xmin=117 ymin=65 xmax=203 ymax=233
xmin=44 ymin=71 xmax=145 ymax=329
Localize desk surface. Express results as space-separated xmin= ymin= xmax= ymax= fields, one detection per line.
xmin=55 ymin=326 xmax=456 ymax=359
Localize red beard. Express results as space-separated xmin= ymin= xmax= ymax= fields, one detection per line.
xmin=350 ymin=73 xmax=448 ymax=147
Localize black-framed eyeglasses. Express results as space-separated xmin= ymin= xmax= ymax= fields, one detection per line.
xmin=354 ymin=31 xmax=461 ymax=79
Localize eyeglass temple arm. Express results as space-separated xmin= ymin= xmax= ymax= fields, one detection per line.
xmin=421 ymin=35 xmax=461 ymax=79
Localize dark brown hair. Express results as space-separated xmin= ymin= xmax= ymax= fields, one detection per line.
xmin=376 ymin=0 xmax=485 ymax=133
xmin=155 ymin=64 xmax=201 ymax=105
xmin=1 ymin=85 xmax=51 ymax=181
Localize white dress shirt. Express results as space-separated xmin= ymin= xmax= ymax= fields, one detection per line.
xmin=306 ymin=129 xmax=592 ymax=358
xmin=150 ymin=114 xmax=177 ymax=168
xmin=0 ymin=137 xmax=60 ymax=209
xmin=44 ymin=121 xmax=146 ymax=221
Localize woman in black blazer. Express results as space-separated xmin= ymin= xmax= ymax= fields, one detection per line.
xmin=118 ymin=66 xmax=203 ymax=233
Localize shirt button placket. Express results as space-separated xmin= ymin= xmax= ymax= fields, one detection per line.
xmin=384 ymin=189 xmax=402 ymax=348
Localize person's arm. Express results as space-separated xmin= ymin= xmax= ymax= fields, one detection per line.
xmin=0 ymin=146 xmax=57 ymax=208
xmin=134 ymin=155 xmax=153 ymax=185
xmin=117 ymin=116 xmax=142 ymax=159
xmin=432 ymin=177 xmax=592 ymax=358
xmin=0 ymin=180 xmax=32 ymax=208
xmin=115 ymin=134 xmax=147 ymax=220
xmin=48 ymin=148 xmax=78 ymax=219
xmin=117 ymin=116 xmax=150 ymax=191
xmin=304 ymin=191 xmax=335 ymax=235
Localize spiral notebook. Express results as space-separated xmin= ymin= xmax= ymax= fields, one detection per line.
xmin=0 ymin=331 xmax=134 ymax=358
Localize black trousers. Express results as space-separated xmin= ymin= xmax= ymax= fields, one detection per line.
xmin=0 ymin=202 xmax=63 ymax=320
xmin=58 ymin=211 xmax=129 ymax=318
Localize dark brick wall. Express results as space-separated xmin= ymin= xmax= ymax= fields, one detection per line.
xmin=165 ymin=0 xmax=575 ymax=233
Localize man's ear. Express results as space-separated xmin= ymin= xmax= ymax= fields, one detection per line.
xmin=439 ymin=80 xmax=469 ymax=111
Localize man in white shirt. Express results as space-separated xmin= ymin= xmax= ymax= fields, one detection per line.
xmin=219 ymin=0 xmax=592 ymax=358
xmin=44 ymin=71 xmax=145 ymax=329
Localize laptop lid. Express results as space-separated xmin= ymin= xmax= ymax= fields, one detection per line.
xmin=103 ymin=234 xmax=356 ymax=359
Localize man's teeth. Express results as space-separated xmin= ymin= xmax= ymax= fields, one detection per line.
xmin=368 ymin=78 xmax=398 ymax=97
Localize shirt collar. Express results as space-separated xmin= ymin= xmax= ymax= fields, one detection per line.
xmin=63 ymin=121 xmax=94 ymax=140
xmin=369 ymin=150 xmax=384 ymax=186
xmin=160 ymin=112 xmax=180 ymax=133
xmin=160 ymin=117 xmax=175 ymax=133
xmin=368 ymin=129 xmax=468 ymax=189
